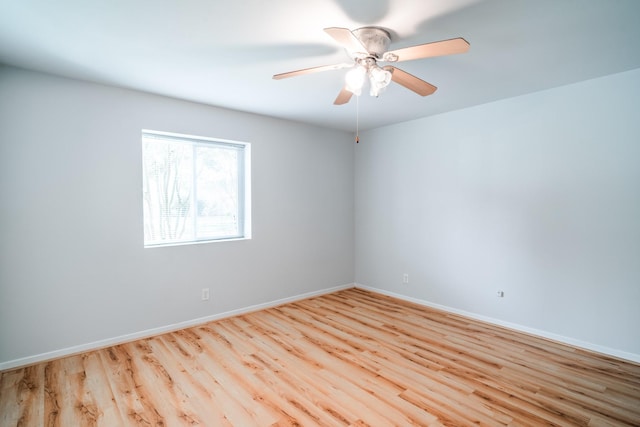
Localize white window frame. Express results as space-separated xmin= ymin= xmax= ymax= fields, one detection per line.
xmin=142 ymin=129 xmax=251 ymax=248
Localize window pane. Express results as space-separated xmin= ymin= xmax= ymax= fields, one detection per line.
xmin=142 ymin=139 xmax=194 ymax=245
xmin=195 ymin=145 xmax=239 ymax=239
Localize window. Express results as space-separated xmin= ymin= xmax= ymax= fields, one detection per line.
xmin=142 ymin=130 xmax=251 ymax=247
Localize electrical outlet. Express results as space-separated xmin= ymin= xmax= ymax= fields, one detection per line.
xmin=403 ymin=273 xmax=409 ymax=284
xmin=497 ymin=290 xmax=504 ymax=298
xmin=202 ymin=288 xmax=210 ymax=301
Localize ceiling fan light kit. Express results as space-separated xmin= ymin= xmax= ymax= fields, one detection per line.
xmin=345 ymin=58 xmax=392 ymax=97
xmin=273 ymin=26 xmax=470 ymax=105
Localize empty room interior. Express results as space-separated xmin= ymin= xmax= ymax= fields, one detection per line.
xmin=1 ymin=0 xmax=639 ymax=425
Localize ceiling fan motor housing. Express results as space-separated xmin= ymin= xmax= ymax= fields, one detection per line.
xmin=352 ymin=27 xmax=391 ymax=58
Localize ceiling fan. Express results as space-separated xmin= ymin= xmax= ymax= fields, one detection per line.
xmin=273 ymin=27 xmax=470 ymax=105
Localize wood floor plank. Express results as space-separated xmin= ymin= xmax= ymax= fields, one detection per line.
xmin=0 ymin=365 xmax=44 ymax=426
xmin=79 ymin=352 xmax=124 ymax=426
xmin=2 ymin=288 xmax=639 ymax=426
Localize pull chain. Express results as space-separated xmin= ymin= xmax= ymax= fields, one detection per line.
xmin=355 ymin=95 xmax=360 ymax=143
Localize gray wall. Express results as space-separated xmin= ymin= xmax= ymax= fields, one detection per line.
xmin=0 ymin=66 xmax=355 ymax=365
xmin=2 ymin=64 xmax=639 ymax=367
xmin=356 ymin=68 xmax=640 ymax=357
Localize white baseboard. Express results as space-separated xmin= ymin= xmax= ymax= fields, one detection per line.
xmin=6 ymin=282 xmax=636 ymax=371
xmin=355 ymin=283 xmax=640 ymax=364
xmin=0 ymin=283 xmax=355 ymax=372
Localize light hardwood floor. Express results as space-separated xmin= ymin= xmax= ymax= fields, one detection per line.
xmin=1 ymin=288 xmax=639 ymax=426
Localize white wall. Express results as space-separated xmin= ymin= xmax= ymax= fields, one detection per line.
xmin=356 ymin=68 xmax=640 ymax=358
xmin=0 ymin=66 xmax=354 ymax=366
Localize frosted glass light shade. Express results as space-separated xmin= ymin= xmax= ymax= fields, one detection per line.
xmin=345 ymin=66 xmax=367 ymax=96
xmin=369 ymin=66 xmax=392 ymax=97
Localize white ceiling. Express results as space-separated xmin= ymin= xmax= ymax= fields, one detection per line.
xmin=1 ymin=0 xmax=639 ymax=132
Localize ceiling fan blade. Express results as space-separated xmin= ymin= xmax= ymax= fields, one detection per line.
xmin=324 ymin=27 xmax=368 ymax=54
xmin=384 ymin=66 xmax=437 ymax=96
xmin=273 ymin=63 xmax=352 ymax=80
xmin=385 ymin=37 xmax=470 ymax=62
xmin=334 ymin=87 xmax=353 ymax=105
